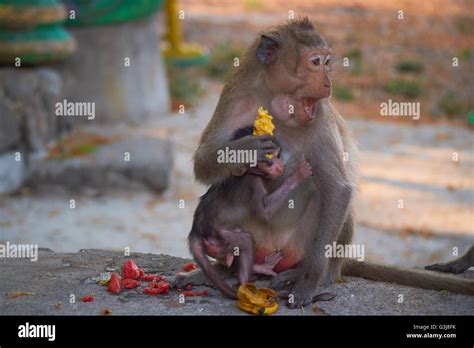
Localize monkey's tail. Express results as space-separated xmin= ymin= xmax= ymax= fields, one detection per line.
xmin=342 ymin=259 xmax=474 ymax=296
xmin=189 ymin=236 xmax=238 ymax=300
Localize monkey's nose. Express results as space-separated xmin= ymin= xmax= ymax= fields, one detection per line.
xmin=324 ymin=83 xmax=331 ymax=88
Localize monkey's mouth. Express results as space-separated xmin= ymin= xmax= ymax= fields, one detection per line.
xmin=302 ymin=97 xmax=317 ymax=120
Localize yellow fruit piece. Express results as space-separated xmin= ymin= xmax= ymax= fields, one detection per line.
xmin=237 ymin=283 xmax=279 ymax=315
xmin=253 ymin=107 xmax=275 ymax=159
xmin=99 ymin=279 xmax=110 ymax=286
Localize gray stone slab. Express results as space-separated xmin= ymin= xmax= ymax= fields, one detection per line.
xmin=0 ymin=152 xmax=25 ymax=195
xmin=26 ymin=128 xmax=173 ymax=193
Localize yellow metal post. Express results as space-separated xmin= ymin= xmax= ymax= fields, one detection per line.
xmin=162 ymin=0 xmax=207 ymax=66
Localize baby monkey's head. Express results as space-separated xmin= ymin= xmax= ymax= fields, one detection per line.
xmin=232 ymin=125 xmax=284 ymax=180
xmin=256 ymin=147 xmax=283 ymax=180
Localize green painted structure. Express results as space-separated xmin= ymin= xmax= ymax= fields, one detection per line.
xmin=0 ymin=0 xmax=75 ymax=64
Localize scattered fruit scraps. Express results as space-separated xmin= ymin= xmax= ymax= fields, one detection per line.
xmin=101 ymin=260 xmax=208 ymax=300
xmin=237 ymin=283 xmax=279 ymax=315
xmin=181 ymin=262 xmax=198 ymax=272
xmin=145 ymin=280 xmax=170 ymax=295
xmin=140 ymin=274 xmax=162 ymax=282
xmin=99 ymin=278 xmax=111 ymax=286
xmin=107 ymin=273 xmax=122 ymax=294
xmin=183 ymin=290 xmax=209 ymax=297
xmin=122 ymin=279 xmax=140 ymax=289
xmin=81 ymin=295 xmax=94 ymax=302
xmin=143 ymin=287 xmax=160 ymax=296
xmin=122 ymin=259 xmax=141 ymax=280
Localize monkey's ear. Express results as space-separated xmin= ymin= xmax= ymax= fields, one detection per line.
xmin=256 ymin=34 xmax=280 ymax=65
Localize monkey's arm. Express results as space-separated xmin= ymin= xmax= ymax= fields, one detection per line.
xmin=194 ymin=134 xmax=276 ymax=185
xmin=289 ymin=142 xmax=353 ymax=307
xmin=260 ymin=161 xmax=313 ymax=220
xmin=193 ymin=99 xmax=279 ymax=185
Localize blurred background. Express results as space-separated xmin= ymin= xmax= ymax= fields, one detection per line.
xmin=0 ymin=0 xmax=472 ymax=268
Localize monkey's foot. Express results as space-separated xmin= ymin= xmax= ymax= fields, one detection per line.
xmin=286 ymin=288 xmax=315 ymax=309
xmin=172 ymin=268 xmax=210 ymax=288
xmin=285 ymin=275 xmax=328 ymax=309
xmin=278 ymin=290 xmax=336 ymax=303
xmin=253 ymin=251 xmax=283 ymax=277
xmin=268 ymin=268 xmax=299 ymax=290
xmin=425 ymin=259 xmax=470 ymax=274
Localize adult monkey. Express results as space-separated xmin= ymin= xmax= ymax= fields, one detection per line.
xmin=188 ymin=18 xmax=474 ymax=306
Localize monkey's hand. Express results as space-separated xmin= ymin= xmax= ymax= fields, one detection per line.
xmin=231 ymin=134 xmax=279 ymax=166
xmin=253 ymin=251 xmax=284 ymax=277
xmin=269 ymin=269 xmax=299 ymax=290
xmin=173 ymin=268 xmax=212 ymax=289
xmin=292 ymin=160 xmax=313 ymax=181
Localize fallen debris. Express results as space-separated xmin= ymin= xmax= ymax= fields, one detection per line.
xmin=6 ymin=291 xmax=35 ymax=299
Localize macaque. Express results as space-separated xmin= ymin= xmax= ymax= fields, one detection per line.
xmin=187 ymin=126 xmax=313 ymax=299
xmin=191 ymin=17 xmax=356 ymax=307
xmin=182 ymin=18 xmax=473 ymax=304
xmin=426 ymin=245 xmax=474 ymax=274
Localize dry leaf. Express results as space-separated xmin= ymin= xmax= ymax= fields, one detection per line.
xmin=6 ymin=291 xmax=34 ymax=299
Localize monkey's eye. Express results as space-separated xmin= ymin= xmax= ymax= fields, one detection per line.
xmin=325 ymin=58 xmax=331 ymax=66
xmin=311 ymin=57 xmax=321 ymax=66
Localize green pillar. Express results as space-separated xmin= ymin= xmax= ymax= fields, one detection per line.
xmin=0 ymin=0 xmax=76 ymax=65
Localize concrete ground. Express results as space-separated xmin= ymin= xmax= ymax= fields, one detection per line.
xmin=1 ymin=249 xmax=472 ymax=316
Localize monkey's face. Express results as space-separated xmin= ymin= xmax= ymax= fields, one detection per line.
xmin=256 ymin=26 xmax=332 ymax=127
xmin=262 ymin=157 xmax=284 ymax=180
xmin=257 ymin=148 xmax=284 ymax=180
xmin=268 ymin=47 xmax=333 ymax=127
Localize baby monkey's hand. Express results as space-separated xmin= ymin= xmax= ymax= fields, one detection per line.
xmin=293 ymin=160 xmax=313 ymax=181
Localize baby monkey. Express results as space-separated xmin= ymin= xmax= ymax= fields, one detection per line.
xmin=187 ymin=126 xmax=313 ymax=299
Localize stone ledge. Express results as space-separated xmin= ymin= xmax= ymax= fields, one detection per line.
xmin=0 ymin=249 xmax=472 ymax=315
xmin=25 ymin=126 xmax=173 ymax=193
